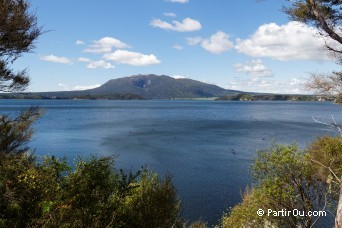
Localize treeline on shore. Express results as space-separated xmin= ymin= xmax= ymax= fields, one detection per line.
xmin=215 ymin=93 xmax=341 ymax=103
xmin=0 ymin=93 xmax=145 ymax=100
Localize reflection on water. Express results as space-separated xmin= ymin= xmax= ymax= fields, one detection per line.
xmin=0 ymin=100 xmax=340 ymax=225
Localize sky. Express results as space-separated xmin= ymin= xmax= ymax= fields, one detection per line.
xmin=15 ymin=0 xmax=340 ymax=94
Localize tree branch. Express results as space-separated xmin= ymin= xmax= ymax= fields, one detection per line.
xmin=310 ymin=190 xmax=328 ymax=228
xmin=312 ymin=115 xmax=342 ymax=136
xmin=310 ymin=158 xmax=341 ymax=183
xmin=307 ymin=0 xmax=342 ymax=45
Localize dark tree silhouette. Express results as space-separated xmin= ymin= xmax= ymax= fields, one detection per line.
xmin=0 ymin=0 xmax=42 ymax=92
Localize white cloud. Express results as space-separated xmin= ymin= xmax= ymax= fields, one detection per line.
xmin=40 ymin=55 xmax=72 ymax=64
xmin=165 ymin=0 xmax=189 ymax=3
xmin=171 ymin=75 xmax=188 ymax=79
xmin=103 ymin=50 xmax=161 ymax=66
xmin=164 ymin=12 xmax=177 ymax=17
xmin=173 ymin=44 xmax=184 ymax=50
xmin=150 ymin=18 xmax=201 ymax=32
xmin=87 ymin=60 xmax=115 ymax=69
xmin=200 ymin=31 xmax=234 ymax=54
xmin=73 ymin=84 xmax=101 ymax=90
xmin=233 ymin=59 xmax=273 ymax=77
xmin=78 ymin=57 xmax=91 ymax=62
xmin=76 ymin=40 xmax=85 ymax=45
xmin=58 ymin=83 xmax=101 ymax=91
xmin=187 ymin=31 xmax=233 ymax=54
xmin=187 ymin=37 xmax=202 ymax=46
xmin=235 ymin=21 xmax=330 ymax=61
xmin=225 ymin=77 xmax=308 ymax=94
xmin=84 ymin=37 xmax=130 ymax=53
xmin=78 ymin=57 xmax=114 ymax=69
xmin=58 ymin=83 xmax=70 ymax=90
xmin=80 ymin=37 xmax=160 ymax=67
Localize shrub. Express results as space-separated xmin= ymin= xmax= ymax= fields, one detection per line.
xmin=0 ymin=154 xmax=181 ymax=227
xmin=220 ymin=143 xmax=334 ymax=228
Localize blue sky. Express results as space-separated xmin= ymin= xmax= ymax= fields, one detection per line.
xmin=15 ymin=0 xmax=340 ymax=93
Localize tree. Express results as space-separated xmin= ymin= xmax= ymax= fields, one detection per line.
xmin=284 ymin=1 xmax=342 ymax=225
xmin=283 ymin=0 xmax=342 ymax=102
xmin=220 ymin=141 xmax=339 ymax=227
xmin=0 ymin=107 xmax=41 ymax=155
xmin=0 ymin=0 xmax=43 ymax=157
xmin=283 ymin=0 xmax=341 ymax=55
xmin=0 ymin=154 xmax=183 ymax=227
xmin=306 ymin=136 xmax=342 ymax=227
xmin=122 ymin=170 xmax=181 ymax=228
xmin=305 ymin=72 xmax=342 ymax=101
xmin=0 ymin=0 xmax=42 ymax=92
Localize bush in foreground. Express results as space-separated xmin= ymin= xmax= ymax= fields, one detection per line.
xmin=0 ymin=153 xmax=181 ymax=227
xmin=220 ymin=137 xmax=342 ymax=228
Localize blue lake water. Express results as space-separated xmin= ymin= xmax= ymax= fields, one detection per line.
xmin=0 ymin=99 xmax=341 ymax=225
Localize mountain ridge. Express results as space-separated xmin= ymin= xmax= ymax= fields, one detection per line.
xmin=1 ymin=74 xmax=243 ymax=99
xmin=91 ymin=74 xmax=242 ymax=99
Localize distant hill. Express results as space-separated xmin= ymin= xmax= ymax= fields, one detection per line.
xmin=90 ymin=74 xmax=241 ymax=99
xmin=1 ymin=74 xmax=242 ymax=99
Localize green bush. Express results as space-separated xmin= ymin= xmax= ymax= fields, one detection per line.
xmin=123 ymin=170 xmax=181 ymax=228
xmin=0 ymin=154 xmax=181 ymax=227
xmin=220 ymin=142 xmax=335 ymax=228
xmin=306 ymin=136 xmax=342 ymax=184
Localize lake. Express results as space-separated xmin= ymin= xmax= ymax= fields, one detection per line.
xmin=0 ymin=99 xmax=341 ymax=225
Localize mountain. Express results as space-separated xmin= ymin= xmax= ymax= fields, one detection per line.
xmin=1 ymin=74 xmax=242 ymax=99
xmin=89 ymin=74 xmax=241 ymax=99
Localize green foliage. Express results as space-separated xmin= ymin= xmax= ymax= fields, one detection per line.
xmin=188 ymin=221 xmax=208 ymax=228
xmin=0 ymin=107 xmax=41 ymax=155
xmin=0 ymin=153 xmax=181 ymax=227
xmin=220 ymin=143 xmax=334 ymax=228
xmin=0 ymin=0 xmax=42 ymax=92
xmin=237 ymin=94 xmax=255 ymax=101
xmin=283 ymin=0 xmax=341 ymax=64
xmin=220 ymin=186 xmax=269 ymax=228
xmin=0 ymin=153 xmax=35 ymax=227
xmin=43 ymin=156 xmax=122 ymax=227
xmin=123 ymin=170 xmax=181 ymax=228
xmin=306 ymin=136 xmax=342 ymax=185
xmin=283 ymin=1 xmax=337 ymax=25
xmin=335 ymin=94 xmax=342 ymax=104
xmin=306 ymin=137 xmax=342 ymax=228
xmin=215 ymin=94 xmax=322 ymax=101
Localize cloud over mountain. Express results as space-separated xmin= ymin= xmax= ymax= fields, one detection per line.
xmin=58 ymin=83 xmax=101 ymax=91
xmin=103 ymin=50 xmax=161 ymax=66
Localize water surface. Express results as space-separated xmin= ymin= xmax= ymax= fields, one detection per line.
xmin=1 ymin=100 xmax=340 ymax=225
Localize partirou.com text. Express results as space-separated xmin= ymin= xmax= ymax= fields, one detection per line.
xmin=257 ymin=209 xmax=327 ymax=217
